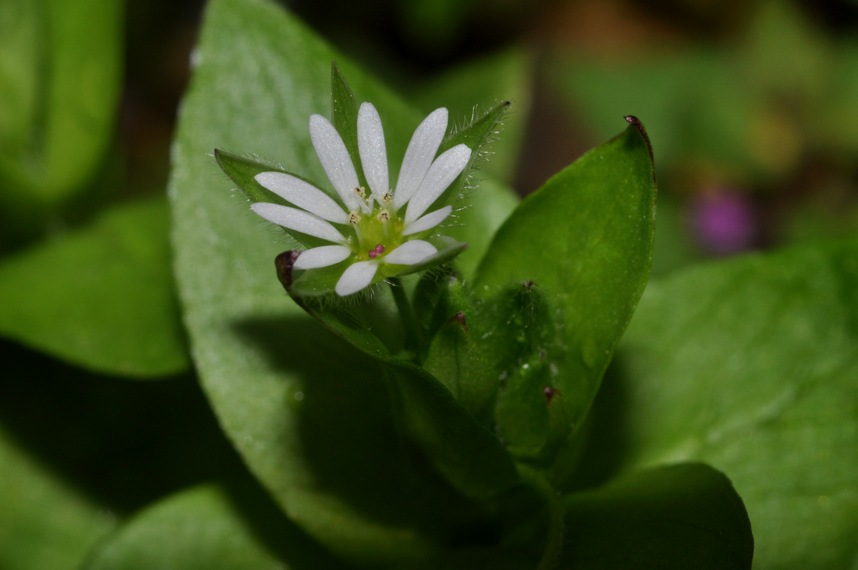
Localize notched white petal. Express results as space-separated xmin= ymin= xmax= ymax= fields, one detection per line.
xmin=404 ymin=144 xmax=471 ymax=224
xmin=335 ymin=260 xmax=378 ymax=296
xmin=251 ymin=202 xmax=346 ymax=244
xmin=357 ymin=103 xmax=389 ymax=197
xmin=394 ymin=107 xmax=448 ymax=209
xmin=383 ymin=240 xmax=438 ymax=265
xmin=293 ymin=245 xmax=352 ymax=270
xmin=402 ymin=205 xmax=452 ymax=236
xmin=309 ymin=114 xmax=360 ymax=211
xmin=255 ymin=172 xmax=348 ymax=224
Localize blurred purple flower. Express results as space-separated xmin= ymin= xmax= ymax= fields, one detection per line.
xmin=690 ymin=190 xmax=756 ymax=255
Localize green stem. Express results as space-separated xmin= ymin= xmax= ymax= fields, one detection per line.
xmin=388 ymin=277 xmax=422 ymax=360
xmin=519 ymin=466 xmax=566 ymax=570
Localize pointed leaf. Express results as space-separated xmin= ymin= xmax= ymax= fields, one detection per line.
xmin=0 ymin=196 xmax=189 ymax=377
xmin=471 ymin=118 xmax=656 ymax=475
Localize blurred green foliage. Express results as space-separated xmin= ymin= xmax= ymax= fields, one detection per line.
xmin=0 ymin=0 xmax=123 ymax=243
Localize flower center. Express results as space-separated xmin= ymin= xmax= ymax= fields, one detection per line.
xmin=349 ymin=193 xmax=405 ymax=260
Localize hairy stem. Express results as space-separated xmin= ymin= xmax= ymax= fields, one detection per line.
xmin=388 ymin=277 xmax=422 ymax=361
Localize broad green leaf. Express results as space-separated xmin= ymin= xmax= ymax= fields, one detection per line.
xmin=471 ymin=118 xmax=656 ymax=480
xmin=0 ymin=0 xmax=123 ymax=235
xmin=560 ymin=463 xmax=753 ymax=569
xmin=84 ymin=484 xmax=351 ymax=570
xmin=0 ymin=425 xmax=114 ymax=570
xmin=607 ymin=240 xmax=858 ymax=569
xmin=0 ymin=196 xmax=188 ymax=377
xmin=172 ymin=0 xmax=518 ymax=562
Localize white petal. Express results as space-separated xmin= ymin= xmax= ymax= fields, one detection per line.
xmin=255 ymin=172 xmax=348 ymax=224
xmin=293 ymin=245 xmax=352 ymax=269
xmin=357 ymin=103 xmax=389 ymax=197
xmin=251 ymin=202 xmax=346 ymax=244
xmin=383 ymin=240 xmax=437 ymax=265
xmin=335 ymin=260 xmax=378 ymax=296
xmin=309 ymin=114 xmax=360 ymax=211
xmin=393 ymin=107 xmax=448 ymax=210
xmin=404 ymin=144 xmax=471 ymax=224
xmin=402 ymin=205 xmax=452 ymax=236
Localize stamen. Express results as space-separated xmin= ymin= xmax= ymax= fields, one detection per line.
xmin=354 ymin=186 xmax=372 ymax=214
xmin=349 ymin=211 xmax=362 ymax=243
xmin=382 ymin=192 xmax=393 ymax=205
xmin=376 ymin=209 xmax=390 ymax=223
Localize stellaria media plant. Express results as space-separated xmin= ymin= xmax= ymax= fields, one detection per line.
xmin=207 ymin=59 xmax=753 ymax=569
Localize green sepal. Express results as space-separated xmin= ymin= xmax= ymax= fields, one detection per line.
xmin=430 ymin=100 xmax=511 ymax=213
xmin=214 ymin=148 xmax=342 ymax=249
xmin=214 ymin=148 xmax=291 ymax=204
xmin=330 ymin=62 xmax=367 ymax=189
xmin=384 ymin=236 xmax=468 ymax=278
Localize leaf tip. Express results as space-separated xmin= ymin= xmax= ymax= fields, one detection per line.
xmin=623 ymin=115 xmax=654 ymax=164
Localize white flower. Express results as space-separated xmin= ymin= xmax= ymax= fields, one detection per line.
xmin=250 ymin=103 xmax=472 ymax=296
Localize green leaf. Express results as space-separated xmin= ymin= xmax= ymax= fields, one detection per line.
xmin=172 ymin=0 xmax=520 ymax=563
xmin=282 ymin=284 xmax=520 ymax=502
xmin=607 ymin=240 xmax=858 ymax=569
xmin=469 ymin=118 xmax=656 ymax=479
xmin=83 ymin=484 xmax=352 ymax=570
xmin=560 ymin=463 xmax=753 ymax=569
xmin=387 ymin=360 xmax=520 ymax=500
xmin=0 ymin=196 xmax=189 ymax=377
xmin=0 ymin=425 xmax=114 ymax=570
xmin=0 ymin=0 xmax=123 ymax=233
